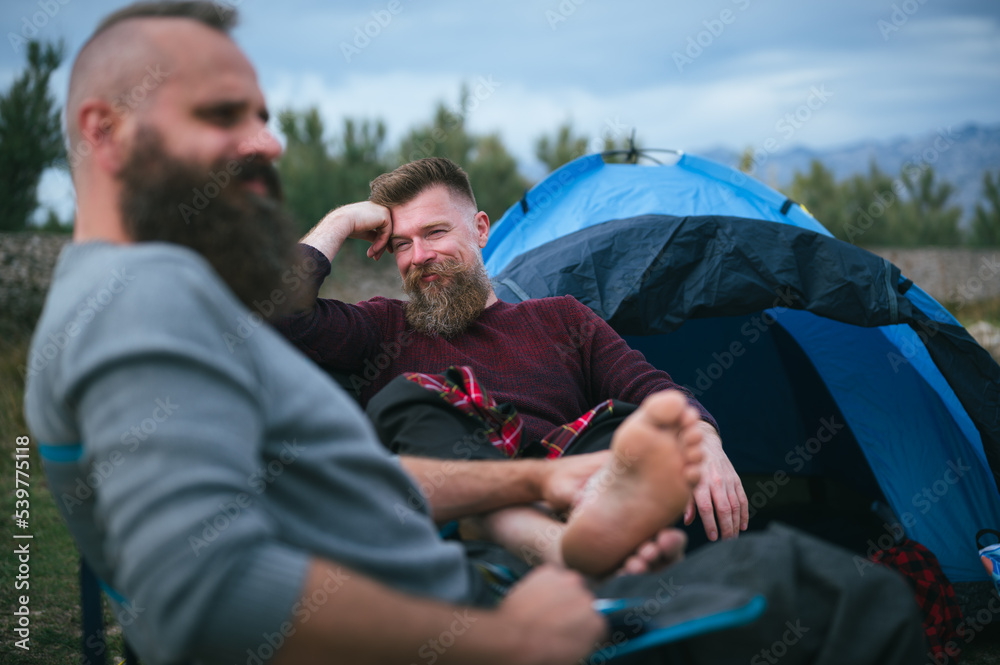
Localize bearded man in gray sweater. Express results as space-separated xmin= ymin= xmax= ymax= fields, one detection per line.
xmin=24 ymin=3 xmax=925 ymax=665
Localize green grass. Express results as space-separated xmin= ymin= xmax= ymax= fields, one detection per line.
xmin=1 ymin=328 xmax=128 ymax=665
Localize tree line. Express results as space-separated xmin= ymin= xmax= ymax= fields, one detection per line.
xmin=2 ymin=39 xmax=999 ymax=249
xmin=782 ymin=158 xmax=1000 ymax=248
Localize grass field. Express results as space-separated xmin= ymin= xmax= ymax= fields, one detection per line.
xmin=1 ymin=327 xmax=129 ymax=665
xmin=3 ymin=295 xmax=1000 ymax=663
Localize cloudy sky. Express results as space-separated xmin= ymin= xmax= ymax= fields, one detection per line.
xmin=2 ymin=0 xmax=999 ymax=218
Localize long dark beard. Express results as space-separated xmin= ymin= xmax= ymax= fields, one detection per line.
xmin=117 ymin=126 xmax=304 ymax=318
xmin=403 ymin=258 xmax=492 ymax=338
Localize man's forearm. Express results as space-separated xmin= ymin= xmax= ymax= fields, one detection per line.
xmin=400 ymin=456 xmax=548 ymax=523
xmin=300 ymin=209 xmax=353 ymax=262
xmin=274 ymin=558 xmax=606 ymax=665
xmin=272 ymin=559 xmax=515 ymax=665
xmin=401 ymin=452 xmax=610 ymax=522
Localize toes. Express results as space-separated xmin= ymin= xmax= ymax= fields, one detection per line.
xmin=636 ymin=541 xmax=660 ymax=562
xmin=639 ymin=390 xmax=688 ymax=429
xmin=656 ymin=530 xmax=688 ymax=563
xmin=684 ymin=467 xmax=702 ymax=487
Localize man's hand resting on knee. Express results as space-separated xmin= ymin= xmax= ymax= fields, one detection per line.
xmin=683 ymin=422 xmax=749 ymax=541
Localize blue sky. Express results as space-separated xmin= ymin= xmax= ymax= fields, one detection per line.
xmin=2 ymin=0 xmax=999 ymax=219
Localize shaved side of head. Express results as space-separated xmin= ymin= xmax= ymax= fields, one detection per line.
xmin=65 ymin=2 xmax=237 ymax=168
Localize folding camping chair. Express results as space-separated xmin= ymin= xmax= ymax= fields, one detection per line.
xmin=81 ymin=557 xmax=140 ymax=665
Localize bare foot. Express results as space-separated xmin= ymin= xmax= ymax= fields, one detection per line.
xmin=560 ymin=391 xmax=703 ymax=577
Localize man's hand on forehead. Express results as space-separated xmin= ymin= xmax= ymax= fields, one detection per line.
xmin=300 ymin=201 xmax=393 ymax=263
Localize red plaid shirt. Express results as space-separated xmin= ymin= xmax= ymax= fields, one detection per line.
xmin=871 ymin=539 xmax=963 ymax=661
xmin=405 ymin=366 xmax=614 ymax=459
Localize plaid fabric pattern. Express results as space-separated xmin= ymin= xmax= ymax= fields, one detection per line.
xmin=404 ymin=366 xmax=524 ymax=458
xmin=871 ymin=539 xmax=963 ymax=660
xmin=404 ymin=366 xmax=612 ymax=459
xmin=537 ymin=400 xmax=615 ymax=459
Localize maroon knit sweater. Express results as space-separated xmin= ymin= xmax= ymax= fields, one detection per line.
xmin=277 ymin=245 xmax=717 ymax=443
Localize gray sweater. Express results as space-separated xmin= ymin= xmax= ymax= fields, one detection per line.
xmin=24 ymin=242 xmax=473 ymax=664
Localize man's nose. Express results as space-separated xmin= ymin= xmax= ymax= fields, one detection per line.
xmin=238 ymin=126 xmax=282 ymax=162
xmin=411 ymin=240 xmax=437 ymax=266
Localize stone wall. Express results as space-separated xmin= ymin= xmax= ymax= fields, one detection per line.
xmin=869 ymin=247 xmax=1000 ymax=306
xmin=0 ymin=232 xmax=70 ymax=332
xmin=1 ymin=232 xmax=997 ymax=336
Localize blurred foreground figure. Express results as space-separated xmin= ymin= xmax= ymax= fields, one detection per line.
xmin=25 ymin=2 xmax=926 ymax=664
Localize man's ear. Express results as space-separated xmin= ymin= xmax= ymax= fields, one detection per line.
xmin=76 ymin=99 xmax=127 ymax=173
xmin=474 ymin=211 xmax=490 ymax=248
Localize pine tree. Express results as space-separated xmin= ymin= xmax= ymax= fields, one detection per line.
xmin=971 ymin=170 xmax=1000 ymax=247
xmin=0 ymin=40 xmax=65 ymax=231
xmin=535 ymin=122 xmax=589 ymax=172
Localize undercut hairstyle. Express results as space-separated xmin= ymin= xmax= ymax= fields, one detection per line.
xmin=369 ymin=157 xmax=478 ymax=211
xmin=66 ymin=2 xmax=238 ymax=163
xmin=91 ymin=1 xmax=237 ymax=37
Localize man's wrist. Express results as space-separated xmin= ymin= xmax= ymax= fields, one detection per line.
xmin=301 ymin=209 xmax=351 ymax=262
xmin=519 ymin=458 xmax=550 ymax=503
xmin=698 ymin=420 xmax=723 ymax=448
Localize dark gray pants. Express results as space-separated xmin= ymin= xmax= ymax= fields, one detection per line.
xmin=368 ymin=377 xmax=926 ymax=664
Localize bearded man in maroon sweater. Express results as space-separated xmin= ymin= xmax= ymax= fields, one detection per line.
xmin=278 ymin=157 xmax=749 ymax=573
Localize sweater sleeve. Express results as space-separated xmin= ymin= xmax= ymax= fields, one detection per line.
xmin=76 ymin=355 xmax=310 ymax=664
xmin=572 ymin=298 xmax=720 ymax=432
xmin=64 ymin=261 xmax=310 ymax=664
xmin=273 ymin=244 xmax=382 ymax=371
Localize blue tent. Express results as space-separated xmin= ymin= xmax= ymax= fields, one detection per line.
xmin=484 ymin=151 xmax=1000 ymax=585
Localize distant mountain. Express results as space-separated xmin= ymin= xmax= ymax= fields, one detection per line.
xmin=696 ymin=122 xmax=1000 ymax=224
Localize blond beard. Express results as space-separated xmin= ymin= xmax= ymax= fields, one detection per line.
xmin=403 ymin=258 xmax=492 ymax=337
